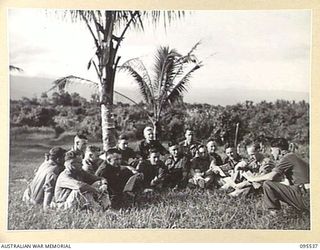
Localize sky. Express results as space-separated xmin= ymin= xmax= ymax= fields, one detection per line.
xmin=8 ymin=9 xmax=311 ymax=104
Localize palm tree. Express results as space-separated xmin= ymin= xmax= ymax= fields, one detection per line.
xmin=48 ymin=10 xmax=184 ymax=150
xmin=119 ymin=42 xmax=202 ymax=139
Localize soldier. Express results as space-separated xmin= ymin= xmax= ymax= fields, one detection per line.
xmin=68 ymin=133 xmax=88 ymax=160
xmin=54 ymin=151 xmax=110 ymax=211
xmin=22 ymin=147 xmax=66 ymax=211
xmin=179 ymin=128 xmax=200 ymax=159
xmin=165 ymin=142 xmax=190 ymax=189
xmin=188 ymin=145 xmax=213 ymax=189
xmin=95 ymin=148 xmax=143 ymax=208
xmin=245 ymin=138 xmax=309 ymax=215
xmin=136 ymin=148 xmax=168 ymax=190
xmin=228 ymin=142 xmax=275 ymax=197
xmin=116 ymin=134 xmax=137 ymax=165
xmin=206 ymin=139 xmax=223 ymax=166
xmin=210 ymin=144 xmax=243 ymax=190
xmin=138 ymin=126 xmax=168 ymax=160
xmin=82 ymin=145 xmax=101 ymax=175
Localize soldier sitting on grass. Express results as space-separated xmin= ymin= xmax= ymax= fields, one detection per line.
xmin=188 ymin=145 xmax=214 ymax=189
xmin=210 ymin=143 xmax=243 ymax=190
xmin=54 ymin=151 xmax=110 ymax=211
xmin=22 ymin=147 xmax=67 ymax=211
xmin=95 ymin=148 xmax=143 ymax=208
xmin=244 ymin=138 xmax=310 ymax=216
xmin=135 ymin=148 xmax=168 ymax=194
xmin=227 ymin=142 xmax=275 ymax=197
xmin=165 ymin=142 xmax=190 ymax=189
xmin=116 ymin=134 xmax=138 ymax=165
xmin=138 ymin=126 xmax=168 ymax=160
xmin=82 ymin=145 xmax=102 ymax=175
xmin=179 ymin=128 xmax=200 ymax=160
xmin=206 ymin=139 xmax=223 ymax=166
xmin=68 ymin=133 xmax=88 ymax=160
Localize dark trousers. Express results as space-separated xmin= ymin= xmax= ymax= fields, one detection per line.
xmin=123 ymin=174 xmax=143 ymax=193
xmin=263 ymin=181 xmax=309 ymax=211
xmin=166 ymin=169 xmax=189 ymax=188
xmin=110 ymin=174 xmax=143 ymax=208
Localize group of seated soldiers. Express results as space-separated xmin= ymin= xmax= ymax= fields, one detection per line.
xmin=22 ymin=126 xmax=310 ymax=216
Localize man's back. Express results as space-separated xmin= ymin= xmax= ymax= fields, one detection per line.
xmin=28 ymin=160 xmax=61 ymax=204
xmin=273 ymin=153 xmax=309 ymax=185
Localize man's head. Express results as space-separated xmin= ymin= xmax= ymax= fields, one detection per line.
xmin=118 ymin=134 xmax=129 ymax=150
xmin=246 ymin=142 xmax=261 ymax=160
xmin=106 ymin=148 xmax=122 ymax=167
xmin=184 ymin=129 xmax=194 ymax=144
xmin=168 ymin=141 xmax=180 ymax=158
xmin=206 ymin=139 xmax=217 ymax=154
xmin=84 ymin=145 xmax=100 ymax=162
xmin=197 ymin=145 xmax=207 ymax=159
xmin=48 ymin=147 xmax=67 ymax=165
xmin=270 ymin=138 xmax=289 ymax=160
xmin=143 ymin=126 xmax=154 ymax=142
xmin=149 ymin=149 xmax=160 ymax=165
xmin=64 ymin=151 xmax=82 ymax=172
xmin=74 ymin=134 xmax=88 ymax=153
xmin=225 ymin=143 xmax=236 ymax=160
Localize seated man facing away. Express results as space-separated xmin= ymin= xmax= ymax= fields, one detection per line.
xmin=54 ymin=151 xmax=110 ymax=211
xmin=23 ymin=147 xmax=66 ymax=211
xmin=138 ymin=126 xmax=168 ymax=160
xmin=95 ymin=148 xmax=143 ymax=208
xmin=245 ymin=138 xmax=309 ymax=215
xmin=165 ymin=142 xmax=190 ymax=189
xmin=136 ymin=148 xmax=168 ymax=191
xmin=188 ymin=145 xmax=213 ymax=189
xmin=82 ymin=145 xmax=101 ymax=175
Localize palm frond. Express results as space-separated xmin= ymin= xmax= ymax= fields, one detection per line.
xmin=119 ymin=61 xmax=153 ymax=105
xmin=153 ymin=46 xmax=180 ymax=98
xmin=141 ymin=11 xmax=186 ymax=31
xmin=167 ymin=63 xmax=202 ymax=105
xmin=9 ymin=65 xmax=23 ymax=72
xmin=48 ymin=75 xmax=99 ymax=93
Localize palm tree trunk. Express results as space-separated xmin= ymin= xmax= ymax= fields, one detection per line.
xmin=100 ymin=102 xmax=116 ymax=151
xmin=99 ymin=11 xmax=117 ymax=151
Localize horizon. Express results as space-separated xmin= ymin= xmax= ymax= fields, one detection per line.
xmin=9 ymin=75 xmax=309 ymax=106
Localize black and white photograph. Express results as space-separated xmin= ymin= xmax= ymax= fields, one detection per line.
xmin=7 ymin=8 xmax=311 ymax=231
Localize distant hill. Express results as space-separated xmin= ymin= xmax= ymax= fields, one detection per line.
xmin=9 ymin=75 xmax=309 ymax=106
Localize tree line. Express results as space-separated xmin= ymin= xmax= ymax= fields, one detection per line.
xmin=10 ymin=92 xmax=309 ymax=146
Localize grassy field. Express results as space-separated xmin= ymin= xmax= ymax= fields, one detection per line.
xmin=8 ymin=129 xmax=310 ymax=230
